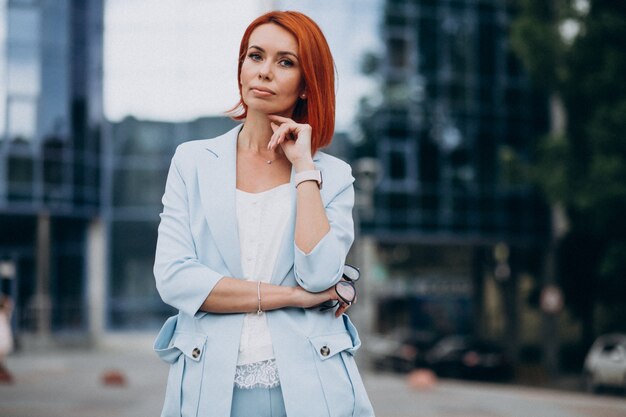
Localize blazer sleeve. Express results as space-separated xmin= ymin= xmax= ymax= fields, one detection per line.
xmin=153 ymin=149 xmax=224 ymax=317
xmin=293 ymin=162 xmax=355 ymax=292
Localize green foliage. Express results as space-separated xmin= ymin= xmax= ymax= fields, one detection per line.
xmin=510 ymin=16 xmax=562 ymax=89
xmin=509 ymin=0 xmax=572 ymax=90
xmin=531 ymin=134 xmax=569 ymax=204
xmin=583 ymin=102 xmax=626 ymax=219
xmin=499 ymin=145 xmax=531 ymax=186
xmin=510 ymin=0 xmax=626 ymax=335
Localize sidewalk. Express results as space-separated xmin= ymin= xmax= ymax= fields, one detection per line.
xmin=1 ymin=341 xmax=625 ymax=417
xmin=0 ymin=342 xmax=166 ymax=417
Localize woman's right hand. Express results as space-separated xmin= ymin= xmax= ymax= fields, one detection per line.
xmin=293 ymin=286 xmax=337 ymax=309
xmin=293 ymin=286 xmax=352 ymax=317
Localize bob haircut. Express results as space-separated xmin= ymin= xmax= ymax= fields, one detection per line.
xmin=229 ymin=11 xmax=336 ymax=154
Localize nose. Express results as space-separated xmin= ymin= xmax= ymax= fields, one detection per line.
xmin=258 ymin=61 xmax=272 ymax=80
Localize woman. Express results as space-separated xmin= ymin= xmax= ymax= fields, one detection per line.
xmin=154 ymin=10 xmax=375 ymax=417
xmin=0 ymin=295 xmax=14 ymax=384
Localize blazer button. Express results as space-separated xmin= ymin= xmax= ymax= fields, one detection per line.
xmin=192 ymin=347 xmax=201 ymax=359
xmin=320 ymin=345 xmax=330 ymax=357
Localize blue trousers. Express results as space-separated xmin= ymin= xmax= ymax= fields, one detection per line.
xmin=230 ymin=385 xmax=287 ymax=417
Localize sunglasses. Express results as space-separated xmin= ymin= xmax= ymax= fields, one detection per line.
xmin=318 ymin=264 xmax=360 ymax=312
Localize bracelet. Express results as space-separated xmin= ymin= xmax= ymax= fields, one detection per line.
xmin=257 ymin=281 xmax=263 ymax=315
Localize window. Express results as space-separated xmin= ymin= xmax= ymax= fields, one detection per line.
xmin=418 ymin=17 xmax=438 ymax=73
xmin=7 ymin=97 xmax=37 ymax=142
xmin=5 ymin=5 xmax=40 ymax=143
xmin=7 ymin=6 xmax=40 ymax=44
xmin=379 ymin=139 xmax=418 ymax=193
xmin=389 ymin=37 xmax=409 ymax=69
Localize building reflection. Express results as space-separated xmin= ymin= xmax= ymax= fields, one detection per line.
xmin=0 ymin=0 xmax=102 ymax=339
xmin=106 ymin=116 xmax=237 ymax=329
xmin=353 ymin=0 xmax=551 ymax=367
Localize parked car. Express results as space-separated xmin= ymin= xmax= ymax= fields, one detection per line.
xmin=583 ymin=333 xmax=626 ymax=394
xmin=370 ymin=330 xmax=438 ymax=373
xmin=424 ymin=335 xmax=514 ymax=381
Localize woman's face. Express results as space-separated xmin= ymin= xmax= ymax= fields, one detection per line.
xmin=240 ymin=23 xmax=304 ymax=117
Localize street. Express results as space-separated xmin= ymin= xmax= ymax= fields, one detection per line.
xmin=0 ymin=339 xmax=625 ymax=417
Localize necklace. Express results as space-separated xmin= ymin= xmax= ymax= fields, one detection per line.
xmin=237 ymin=130 xmax=281 ymax=165
xmin=263 ymin=152 xmax=283 ymax=165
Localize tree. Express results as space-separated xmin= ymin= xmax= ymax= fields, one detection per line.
xmin=510 ymin=0 xmax=626 ymax=350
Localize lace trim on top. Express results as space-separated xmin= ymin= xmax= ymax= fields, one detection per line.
xmin=234 ymin=359 xmax=280 ymax=389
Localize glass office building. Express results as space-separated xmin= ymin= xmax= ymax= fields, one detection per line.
xmin=361 ymin=0 xmax=549 ymax=241
xmin=357 ymin=0 xmax=550 ymax=338
xmin=106 ymin=116 xmax=237 ymax=330
xmin=0 ymin=0 xmax=103 ymax=335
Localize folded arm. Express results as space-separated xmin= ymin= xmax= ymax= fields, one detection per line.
xmin=293 ymin=160 xmax=355 ymax=293
xmin=199 ymin=277 xmax=338 ymax=313
xmin=154 ymin=149 xmax=342 ymax=317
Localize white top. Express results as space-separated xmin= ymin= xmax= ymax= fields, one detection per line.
xmin=234 ymin=183 xmax=291 ymax=389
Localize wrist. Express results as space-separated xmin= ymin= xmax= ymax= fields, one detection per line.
xmin=290 ymin=287 xmax=305 ymax=308
xmin=293 ymin=158 xmax=315 ymax=172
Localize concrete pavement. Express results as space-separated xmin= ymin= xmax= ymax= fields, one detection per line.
xmin=1 ymin=338 xmax=625 ymax=417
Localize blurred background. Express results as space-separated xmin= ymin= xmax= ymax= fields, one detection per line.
xmin=1 ymin=0 xmax=625 ymax=413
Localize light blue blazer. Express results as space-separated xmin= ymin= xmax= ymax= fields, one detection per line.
xmin=153 ymin=125 xmax=375 ymax=417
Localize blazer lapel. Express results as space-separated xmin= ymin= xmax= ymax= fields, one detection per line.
xmin=197 ymin=125 xmax=244 ymax=279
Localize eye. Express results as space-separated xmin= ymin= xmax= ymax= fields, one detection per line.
xmin=279 ymin=58 xmax=294 ymax=68
xmin=247 ymin=52 xmax=262 ymax=62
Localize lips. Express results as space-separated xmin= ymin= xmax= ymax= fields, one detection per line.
xmin=250 ymin=86 xmax=275 ymax=96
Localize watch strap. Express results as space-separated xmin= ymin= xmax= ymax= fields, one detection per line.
xmin=294 ymin=169 xmax=322 ymax=189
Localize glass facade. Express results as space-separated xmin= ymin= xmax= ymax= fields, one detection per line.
xmin=359 ymin=0 xmax=550 ymax=244
xmin=5 ymin=0 xmax=366 ymax=334
xmin=0 ymin=0 xmax=103 ymax=333
xmin=106 ymin=116 xmax=237 ymax=329
xmin=350 ymin=0 xmax=553 ymax=345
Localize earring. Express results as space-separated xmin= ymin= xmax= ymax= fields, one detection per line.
xmin=300 ymin=93 xmax=307 ymax=99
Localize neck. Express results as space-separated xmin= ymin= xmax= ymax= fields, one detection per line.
xmin=238 ymin=112 xmax=275 ymax=152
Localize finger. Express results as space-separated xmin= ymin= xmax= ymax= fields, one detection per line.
xmin=268 ymin=120 xmax=289 ymax=149
xmin=272 ymin=130 xmax=285 ymax=150
xmin=270 ymin=129 xmax=282 ymax=150
xmin=277 ymin=125 xmax=295 ymax=145
xmin=281 ymin=125 xmax=299 ymax=142
xmin=270 ymin=125 xmax=289 ymax=150
xmin=268 ymin=129 xmax=277 ymax=150
xmin=335 ymin=302 xmax=350 ymax=318
xmin=270 ymin=117 xmax=299 ymax=136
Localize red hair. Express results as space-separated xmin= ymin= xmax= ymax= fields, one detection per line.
xmin=228 ymin=11 xmax=336 ymax=154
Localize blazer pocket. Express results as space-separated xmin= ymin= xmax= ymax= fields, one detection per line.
xmin=309 ymin=332 xmax=357 ymax=416
xmin=160 ymin=331 xmax=208 ymax=417
xmin=310 ymin=331 xmax=355 ymax=361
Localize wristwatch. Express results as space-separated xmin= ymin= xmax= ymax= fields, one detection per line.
xmin=294 ymin=169 xmax=323 ymax=189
